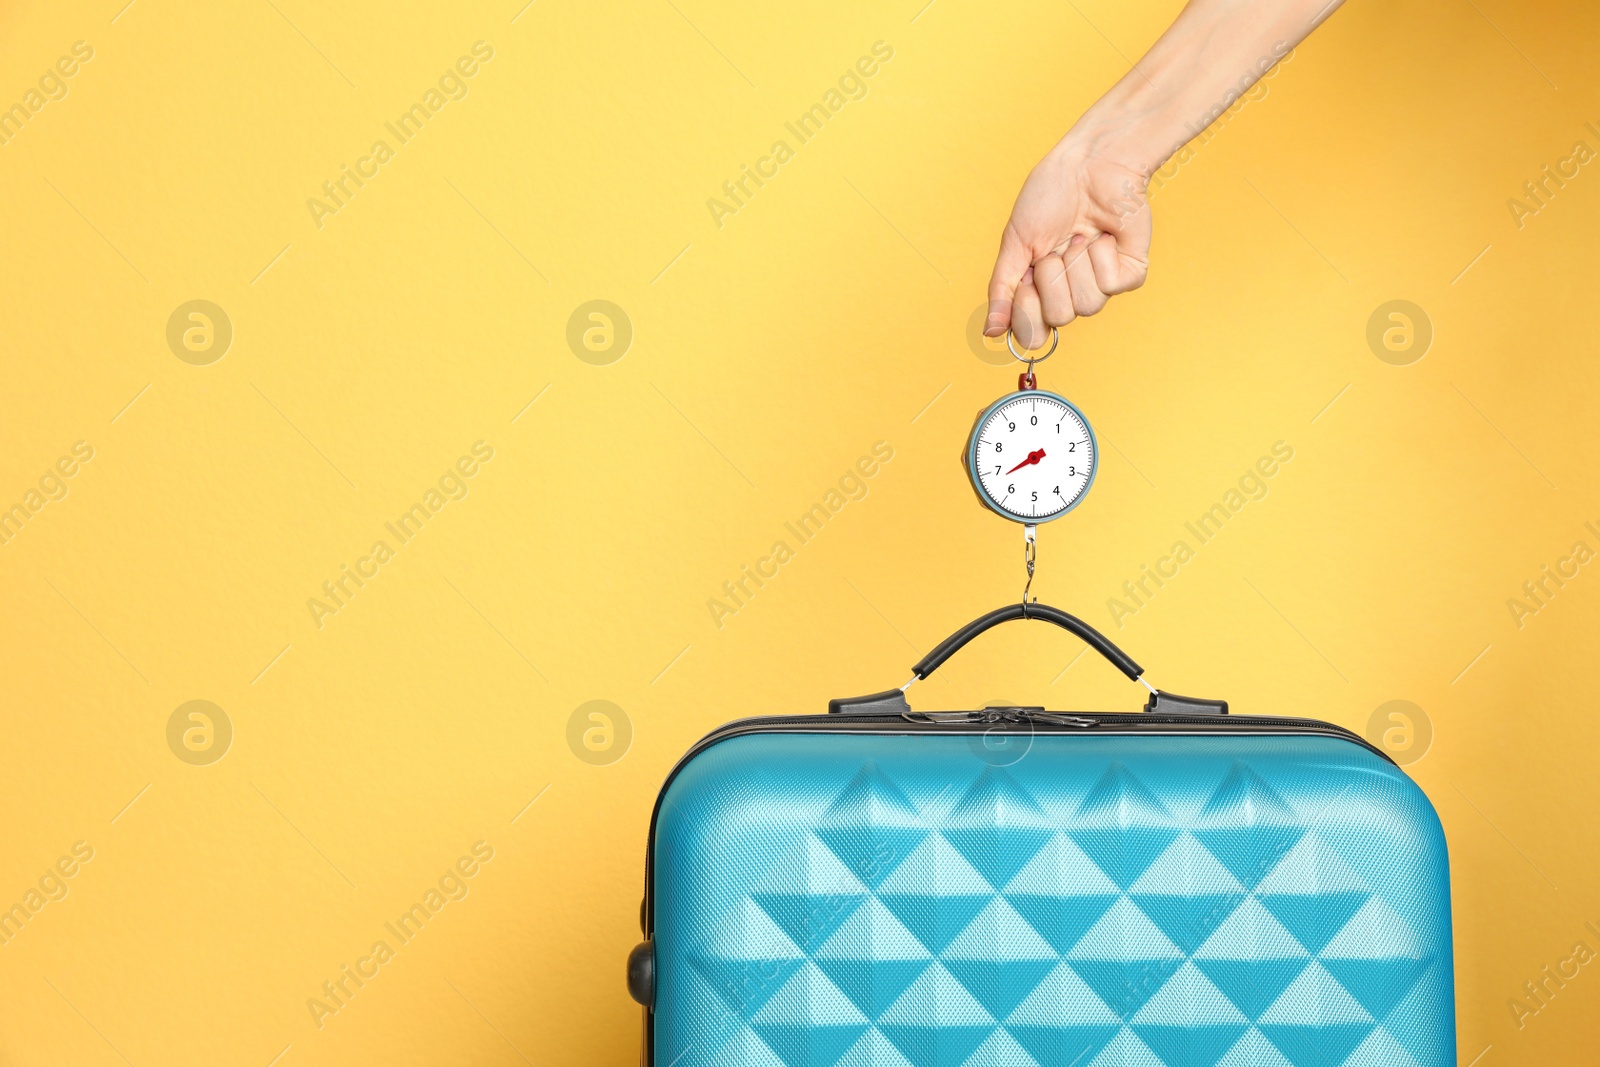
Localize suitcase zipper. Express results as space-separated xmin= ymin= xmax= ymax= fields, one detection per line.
xmin=906 ymin=708 xmax=1098 ymax=727
xmin=673 ymin=709 xmax=1390 ymax=759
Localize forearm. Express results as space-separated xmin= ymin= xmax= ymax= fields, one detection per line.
xmin=1056 ymin=0 xmax=1344 ymax=178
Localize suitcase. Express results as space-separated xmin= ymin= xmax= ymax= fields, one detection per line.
xmin=628 ymin=604 xmax=1454 ymax=1067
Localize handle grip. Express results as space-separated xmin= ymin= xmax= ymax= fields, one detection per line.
xmin=912 ymin=603 xmax=1143 ymax=682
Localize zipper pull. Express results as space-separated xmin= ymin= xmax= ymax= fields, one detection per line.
xmin=902 ymin=711 xmax=988 ymax=724
xmin=1027 ymin=711 xmax=1097 ymax=728
xmin=990 ymin=708 xmax=1097 ymax=728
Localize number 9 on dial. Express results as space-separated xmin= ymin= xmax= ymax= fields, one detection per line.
xmin=963 ymin=389 xmax=1097 ymax=523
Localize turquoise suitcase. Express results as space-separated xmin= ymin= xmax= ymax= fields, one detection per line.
xmin=628 ymin=605 xmax=1454 ymax=1067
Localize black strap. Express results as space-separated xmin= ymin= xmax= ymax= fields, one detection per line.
xmin=912 ymin=603 xmax=1142 ymax=682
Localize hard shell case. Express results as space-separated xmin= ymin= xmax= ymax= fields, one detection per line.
xmin=631 ymin=605 xmax=1454 ymax=1067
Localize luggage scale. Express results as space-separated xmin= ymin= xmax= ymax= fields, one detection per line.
xmin=962 ymin=327 xmax=1097 ymax=608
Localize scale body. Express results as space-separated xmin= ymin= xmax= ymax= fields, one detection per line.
xmin=963 ymin=388 xmax=1098 ymax=525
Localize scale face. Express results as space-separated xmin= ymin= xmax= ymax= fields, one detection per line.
xmin=964 ymin=389 xmax=1097 ymax=524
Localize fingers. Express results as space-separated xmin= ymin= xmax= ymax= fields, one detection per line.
xmin=989 ymin=184 xmax=1153 ymax=340
xmin=1012 ymin=269 xmax=1047 ymax=350
xmin=985 ymin=224 xmax=1031 ymax=337
xmin=1088 ymin=207 xmax=1152 ymax=295
xmin=1033 ymin=253 xmax=1077 ymax=329
xmin=1063 ymin=239 xmax=1109 ymax=316
xmin=1037 ymin=236 xmax=1109 ymax=324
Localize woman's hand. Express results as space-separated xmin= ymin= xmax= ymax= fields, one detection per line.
xmin=986 ymin=145 xmax=1152 ymax=348
xmin=981 ymin=0 xmax=1346 ymax=349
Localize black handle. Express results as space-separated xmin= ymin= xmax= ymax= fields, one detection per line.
xmin=913 ymin=603 xmax=1142 ymax=682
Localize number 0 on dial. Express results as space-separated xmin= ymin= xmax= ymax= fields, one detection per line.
xmin=964 ymin=390 xmax=1098 ymax=523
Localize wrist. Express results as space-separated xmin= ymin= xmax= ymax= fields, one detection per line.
xmin=1046 ymin=117 xmax=1158 ymax=190
xmin=1051 ymin=68 xmax=1192 ymax=179
xmin=1053 ymin=109 xmax=1156 ymax=178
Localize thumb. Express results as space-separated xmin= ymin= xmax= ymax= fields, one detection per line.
xmin=985 ymin=224 xmax=1031 ymax=337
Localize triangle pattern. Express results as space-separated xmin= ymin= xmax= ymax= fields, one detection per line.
xmin=1192 ymin=959 xmax=1311 ymax=1024
xmin=753 ymin=892 xmax=870 ymax=957
xmin=879 ymin=961 xmax=995 ymax=1025
xmin=1339 ymin=1026 xmax=1427 ymax=1067
xmin=942 ymin=767 xmax=1056 ymax=891
xmin=1132 ymin=893 xmax=1248 ymax=958
xmin=1319 ymin=896 xmax=1433 ymax=1021
xmin=751 ymin=835 xmax=872 ymax=952
xmin=658 ymin=747 xmax=1453 ymax=1067
xmin=1007 ymin=1023 xmax=1121 ymax=1067
xmin=1129 ymin=962 xmax=1249 ymax=1065
xmin=1320 ymin=897 xmax=1427 ymax=961
xmin=1213 ymin=1028 xmax=1295 ymax=1067
xmin=1320 ymin=957 xmax=1433 ymax=1022
xmin=1131 ymin=962 xmax=1249 ymax=1026
xmin=751 ymin=1028 xmax=871 ymax=1066
xmin=943 ymin=896 xmax=1058 ymax=962
xmin=1004 ymin=834 xmax=1122 ymax=954
xmin=688 ymin=898 xmax=808 ymax=1018
xmin=1194 ymin=898 xmax=1309 ymax=962
xmin=1005 ymin=833 xmax=1122 ymax=896
xmin=961 ymin=1026 xmax=1046 ymax=1067
xmin=877 ymin=963 xmax=994 ymax=1067
xmin=1130 ymin=834 xmax=1249 ymax=954
xmin=1007 ymin=960 xmax=1124 ymax=1025
xmin=877 ymin=833 xmax=993 ymax=896
xmin=1255 ymin=1024 xmax=1373 ymax=1067
xmin=1126 ymin=838 xmax=1248 ymax=953
xmin=693 ymin=897 xmax=808 ymax=960
xmin=832 ymin=1028 xmax=917 ymax=1067
xmin=815 ymin=897 xmax=932 ymax=962
xmin=1083 ymin=1027 xmax=1169 ymax=1067
xmin=1257 ymin=962 xmax=1374 ymax=1065
xmin=1255 ymin=835 xmax=1369 ymax=897
xmin=1069 ymin=897 xmax=1186 ymax=960
xmin=941 ymin=897 xmax=1058 ymax=1019
xmin=816 ymin=764 xmax=929 ymax=889
xmin=1005 ymin=965 xmax=1123 ymax=1066
xmin=814 ymin=898 xmax=933 ymax=1019
xmin=1192 ymin=898 xmax=1312 ymax=1020
xmin=1131 ymin=834 xmax=1250 ymax=896
xmin=751 ymin=963 xmax=871 ymax=1067
xmin=756 ymin=833 xmax=876 ymax=897
xmin=1070 ymin=764 xmax=1179 ymax=889
xmin=751 ymin=962 xmax=870 ymax=1025
xmin=1258 ymin=892 xmax=1369 ymax=956
xmin=1259 ymin=961 xmax=1373 ymax=1025
xmin=690 ymin=956 xmax=807 ymax=1022
xmin=1067 ymin=899 xmax=1185 ymax=1018
xmin=1130 ymin=1025 xmax=1250 ymax=1067
xmin=877 ymin=835 xmax=994 ymax=954
xmin=700 ymin=1025 xmax=790 ymax=1067
xmin=1191 ymin=764 xmax=1305 ymax=890
xmin=1256 ymin=836 xmax=1372 ymax=955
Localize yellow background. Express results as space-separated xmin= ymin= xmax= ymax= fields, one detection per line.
xmin=1 ymin=0 xmax=1597 ymax=1063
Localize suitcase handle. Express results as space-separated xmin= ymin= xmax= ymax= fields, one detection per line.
xmin=913 ymin=602 xmax=1143 ymax=681
xmin=827 ymin=602 xmax=1228 ymax=715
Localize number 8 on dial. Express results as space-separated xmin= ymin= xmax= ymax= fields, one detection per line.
xmin=963 ymin=389 xmax=1098 ymax=523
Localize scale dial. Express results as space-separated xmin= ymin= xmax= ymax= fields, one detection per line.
xmin=964 ymin=390 xmax=1097 ymax=523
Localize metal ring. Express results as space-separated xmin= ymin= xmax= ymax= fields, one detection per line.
xmin=1005 ymin=327 xmax=1059 ymax=365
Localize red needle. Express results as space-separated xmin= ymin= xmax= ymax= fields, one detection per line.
xmin=1005 ymin=448 xmax=1046 ymax=475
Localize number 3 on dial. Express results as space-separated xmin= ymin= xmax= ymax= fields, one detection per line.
xmin=963 ymin=390 xmax=1097 ymax=523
